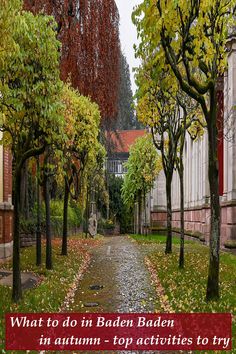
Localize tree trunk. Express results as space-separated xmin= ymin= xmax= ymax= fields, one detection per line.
xmin=206 ymin=102 xmax=220 ymax=301
xmin=20 ymin=163 xmax=26 ymax=215
xmin=44 ymin=175 xmax=52 ymax=270
xmin=25 ymin=160 xmax=29 ymax=219
xmin=61 ymin=177 xmax=70 ymax=256
xmin=165 ymin=176 xmax=172 ymax=254
xmin=178 ymin=161 xmax=185 ymax=268
xmin=144 ymin=192 xmax=147 ymax=236
xmin=85 ymin=186 xmax=90 ymax=238
xmin=20 ymin=161 xmax=29 ymax=218
xmin=12 ymin=168 xmax=22 ymax=302
xmin=138 ymin=191 xmax=142 ymax=234
xmin=36 ymin=157 xmax=41 ymax=266
xmin=133 ymin=202 xmax=136 ymax=234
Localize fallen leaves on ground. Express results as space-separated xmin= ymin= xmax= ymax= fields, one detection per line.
xmin=145 ymin=245 xmax=236 ymax=353
xmin=0 ymin=236 xmax=102 ymax=352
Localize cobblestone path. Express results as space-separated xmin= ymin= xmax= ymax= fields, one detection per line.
xmin=71 ymin=236 xmax=157 ymax=313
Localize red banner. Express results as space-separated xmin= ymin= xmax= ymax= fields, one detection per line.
xmin=6 ymin=313 xmax=232 ymax=351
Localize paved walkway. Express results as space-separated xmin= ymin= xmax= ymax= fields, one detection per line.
xmin=71 ymin=236 xmax=157 ymax=313
xmin=66 ymin=236 xmax=182 ymax=354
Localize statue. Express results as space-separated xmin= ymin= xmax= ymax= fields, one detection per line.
xmin=88 ymin=213 xmax=97 ymax=237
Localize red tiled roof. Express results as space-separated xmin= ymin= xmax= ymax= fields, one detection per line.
xmin=108 ymin=130 xmax=147 ymax=153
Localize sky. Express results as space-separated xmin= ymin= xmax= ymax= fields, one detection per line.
xmin=115 ymin=0 xmax=142 ymax=94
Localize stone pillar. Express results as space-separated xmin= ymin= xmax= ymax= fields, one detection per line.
xmin=223 ymin=65 xmax=228 ymax=202
xmin=0 ymin=133 xmax=3 ymax=203
xmin=220 ymin=37 xmax=236 ymax=244
xmin=0 ymin=134 xmax=13 ymax=260
xmin=225 ymin=37 xmax=236 ymax=201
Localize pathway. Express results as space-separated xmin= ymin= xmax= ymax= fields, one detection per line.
xmin=71 ymin=235 xmax=157 ymax=313
xmin=60 ymin=236 xmax=183 ymax=354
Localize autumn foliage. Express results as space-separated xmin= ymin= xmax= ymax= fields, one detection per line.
xmin=24 ymin=0 xmax=120 ymax=122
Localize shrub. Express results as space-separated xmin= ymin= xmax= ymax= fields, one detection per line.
xmin=19 ymin=218 xmax=36 ymax=234
xmin=98 ymin=218 xmax=115 ymax=234
xmin=224 ymin=240 xmax=236 ymax=249
xmin=29 ymin=199 xmax=82 ymax=237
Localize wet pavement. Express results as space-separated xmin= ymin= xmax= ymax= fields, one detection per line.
xmin=70 ymin=236 xmax=158 ymax=313
xmin=66 ymin=236 xmax=175 ymax=354
xmin=57 ymin=236 xmax=191 ymax=354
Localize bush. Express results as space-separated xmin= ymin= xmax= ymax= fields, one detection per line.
xmin=108 ymin=174 xmax=134 ymax=234
xmin=98 ymin=218 xmax=115 ymax=234
xmin=19 ymin=218 xmax=36 ymax=234
xmin=30 ymin=199 xmax=82 ymax=237
xmin=50 ymin=200 xmax=82 ymax=236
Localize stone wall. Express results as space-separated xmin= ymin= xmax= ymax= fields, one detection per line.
xmin=151 ymin=203 xmax=236 ymax=247
xmin=150 ymin=39 xmax=236 ymax=247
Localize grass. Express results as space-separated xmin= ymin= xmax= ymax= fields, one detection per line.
xmin=132 ymin=234 xmax=236 ymax=352
xmin=131 ymin=233 xmax=195 ymax=245
xmin=0 ymin=237 xmax=97 ymax=353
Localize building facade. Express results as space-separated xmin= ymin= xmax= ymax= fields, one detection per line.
xmin=150 ymin=37 xmax=236 ymax=247
xmin=0 ymin=132 xmax=13 ymax=259
xmin=107 ymin=130 xmax=146 ymax=177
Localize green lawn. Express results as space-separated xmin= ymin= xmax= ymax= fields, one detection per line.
xmin=131 ymin=233 xmax=195 ymax=244
xmin=0 ymin=237 xmax=95 ymax=353
xmin=132 ymin=234 xmax=236 ymax=352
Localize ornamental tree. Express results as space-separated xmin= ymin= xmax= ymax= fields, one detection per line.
xmin=136 ymin=63 xmax=201 ymax=261
xmin=122 ymin=134 xmax=162 ymax=234
xmin=60 ymin=83 xmax=101 ymax=255
xmin=133 ymin=0 xmax=235 ymax=300
xmin=0 ymin=10 xmax=63 ymax=302
xmin=24 ymin=0 xmax=120 ymax=123
xmin=83 ymin=142 xmax=107 ymax=237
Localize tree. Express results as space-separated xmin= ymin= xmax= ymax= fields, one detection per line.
xmin=136 ymin=65 xmax=179 ymax=252
xmin=60 ymin=83 xmax=101 ymax=255
xmin=0 ymin=0 xmax=21 ymax=71
xmin=116 ymin=53 xmax=136 ymax=130
xmin=133 ymin=0 xmax=235 ymax=300
xmin=0 ymin=10 xmax=63 ymax=302
xmin=137 ymin=80 xmax=181 ymax=252
xmin=83 ymin=143 xmax=108 ymax=237
xmin=136 ymin=62 xmax=202 ymax=259
xmin=35 ymin=156 xmax=42 ymax=266
xmin=24 ymin=0 xmax=121 ymax=123
xmin=106 ymin=174 xmax=134 ymax=233
xmin=43 ymin=150 xmax=53 ymax=270
xmin=175 ymin=95 xmax=203 ymax=268
xmin=122 ymin=134 xmax=162 ymax=234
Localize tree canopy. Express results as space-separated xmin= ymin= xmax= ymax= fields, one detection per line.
xmin=24 ymin=0 xmax=121 ymax=123
xmin=0 ymin=7 xmax=64 ymax=302
xmin=133 ymin=0 xmax=235 ymax=300
xmin=122 ymin=134 xmax=162 ymax=207
xmin=0 ymin=10 xmax=63 ymax=160
xmin=116 ymin=53 xmax=136 ymax=130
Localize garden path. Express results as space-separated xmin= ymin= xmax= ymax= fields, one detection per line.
xmin=71 ymin=235 xmax=157 ymax=313
xmin=59 ymin=236 xmax=187 ymax=354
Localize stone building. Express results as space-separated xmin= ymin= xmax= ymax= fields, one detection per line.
xmin=0 ymin=132 xmax=13 ymax=259
xmin=149 ymin=37 xmax=236 ymax=247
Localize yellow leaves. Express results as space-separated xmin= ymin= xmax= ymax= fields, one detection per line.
xmin=133 ymin=0 xmax=235 ymax=106
xmin=0 ymin=0 xmax=21 ymax=68
xmin=122 ymin=134 xmax=162 ymax=206
xmin=61 ymin=82 xmax=100 ymax=155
